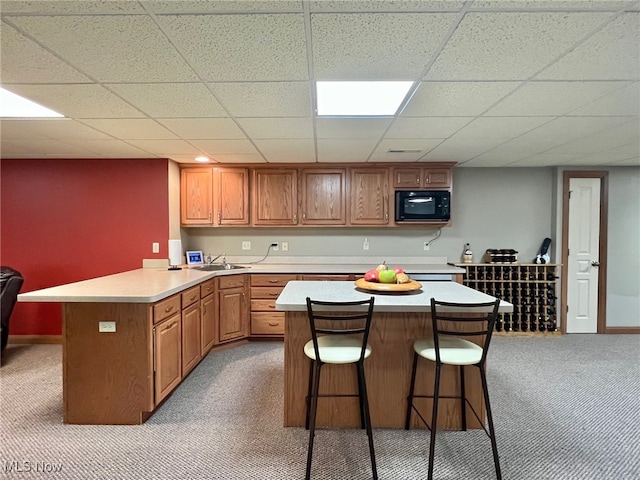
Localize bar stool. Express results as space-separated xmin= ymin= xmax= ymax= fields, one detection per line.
xmin=304 ymin=296 xmax=377 ymax=480
xmin=405 ymin=298 xmax=502 ymax=480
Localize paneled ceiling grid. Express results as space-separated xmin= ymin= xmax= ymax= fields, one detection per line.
xmin=0 ymin=0 xmax=638 ymax=167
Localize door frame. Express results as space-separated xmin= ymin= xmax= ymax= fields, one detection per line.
xmin=561 ymin=171 xmax=608 ymax=334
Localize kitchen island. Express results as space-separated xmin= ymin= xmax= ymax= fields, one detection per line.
xmin=276 ymin=281 xmax=512 ymax=430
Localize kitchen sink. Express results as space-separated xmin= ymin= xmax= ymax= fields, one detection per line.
xmin=197 ymin=264 xmax=248 ymax=271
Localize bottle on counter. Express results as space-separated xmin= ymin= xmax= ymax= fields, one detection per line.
xmin=462 ymin=243 xmax=473 ymax=264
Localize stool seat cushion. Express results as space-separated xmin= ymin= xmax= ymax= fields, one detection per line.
xmin=414 ymin=335 xmax=483 ymax=366
xmin=304 ymin=335 xmax=372 ymax=364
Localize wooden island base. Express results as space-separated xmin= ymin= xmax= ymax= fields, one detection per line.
xmin=284 ymin=310 xmax=485 ymax=430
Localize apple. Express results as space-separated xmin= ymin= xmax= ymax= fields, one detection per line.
xmin=364 ymin=269 xmax=379 ymax=282
xmin=392 ymin=266 xmax=404 ymax=274
xmin=378 ymin=269 xmax=397 ymax=284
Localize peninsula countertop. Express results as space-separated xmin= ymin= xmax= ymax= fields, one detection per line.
xmin=17 ymin=262 xmax=465 ymax=304
xmin=276 ymin=281 xmax=513 ymax=313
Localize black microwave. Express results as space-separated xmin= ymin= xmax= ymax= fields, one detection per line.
xmin=395 ymin=190 xmax=451 ymax=222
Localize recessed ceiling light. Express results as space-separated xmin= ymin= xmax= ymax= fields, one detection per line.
xmin=0 ymin=87 xmax=64 ymax=118
xmin=316 ymin=81 xmax=413 ymax=116
xmin=195 ymin=156 xmax=210 ymax=163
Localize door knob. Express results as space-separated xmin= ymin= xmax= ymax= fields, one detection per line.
xmin=591 ymin=261 xmax=600 ymax=267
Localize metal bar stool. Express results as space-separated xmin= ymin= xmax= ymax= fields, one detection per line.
xmin=304 ymin=296 xmax=377 ymax=480
xmin=405 ymin=298 xmax=502 ymax=480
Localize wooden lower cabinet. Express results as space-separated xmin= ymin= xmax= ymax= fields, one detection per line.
xmin=200 ymin=288 xmax=216 ymax=355
xmin=250 ymin=274 xmax=298 ymax=337
xmin=154 ymin=313 xmax=182 ymax=405
xmin=181 ymin=302 xmax=201 ymax=376
xmin=216 ymin=275 xmax=249 ymax=344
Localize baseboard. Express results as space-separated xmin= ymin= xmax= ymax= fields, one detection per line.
xmin=604 ymin=326 xmax=640 ymax=334
xmin=8 ymin=335 xmax=63 ymax=344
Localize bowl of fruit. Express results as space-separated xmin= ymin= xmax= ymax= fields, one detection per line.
xmin=354 ymin=262 xmax=422 ymax=293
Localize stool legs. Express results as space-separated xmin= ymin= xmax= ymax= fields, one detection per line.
xmin=480 ymin=366 xmax=502 ymax=480
xmin=427 ymin=362 xmax=442 ymax=480
xmin=405 ymin=352 xmax=419 ymax=429
xmin=357 ymin=362 xmax=378 ymax=479
xmin=306 ymin=361 xmax=322 ymax=480
xmin=460 ymin=365 xmax=467 ymax=430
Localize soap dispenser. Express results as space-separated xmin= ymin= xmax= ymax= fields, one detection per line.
xmin=462 ymin=243 xmax=473 ymax=264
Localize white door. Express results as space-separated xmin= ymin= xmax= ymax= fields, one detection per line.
xmin=566 ymin=177 xmax=601 ymax=333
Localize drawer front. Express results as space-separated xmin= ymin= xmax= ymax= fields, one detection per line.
xmin=251 ymin=298 xmax=277 ymax=312
xmin=218 ymin=274 xmax=246 ymax=289
xmin=251 ymin=286 xmax=284 ymax=299
xmin=301 ymin=274 xmax=354 ymax=281
xmin=251 ymin=313 xmax=285 ymax=335
xmin=181 ymin=286 xmax=200 ymax=308
xmin=250 ymin=274 xmax=298 ymax=287
xmin=200 ymin=279 xmax=215 ymax=298
xmin=153 ymin=294 xmax=181 ymax=324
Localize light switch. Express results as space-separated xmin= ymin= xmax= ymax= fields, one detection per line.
xmin=242 ymin=241 xmax=251 ymax=250
xmin=99 ymin=321 xmax=116 ymax=333
xmin=152 ymin=242 xmax=160 ymax=253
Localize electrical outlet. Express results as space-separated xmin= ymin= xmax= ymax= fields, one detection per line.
xmin=363 ymin=238 xmax=369 ymax=250
xmin=272 ymin=242 xmax=279 ymax=251
xmin=282 ymin=242 xmax=289 ymax=252
xmin=242 ymin=241 xmax=251 ymax=250
xmin=152 ymin=242 xmax=160 ymax=253
xmin=424 ymin=242 xmax=430 ymax=251
xmin=99 ymin=321 xmax=116 ymax=333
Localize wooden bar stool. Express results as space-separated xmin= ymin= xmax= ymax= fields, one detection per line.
xmin=304 ymin=296 xmax=377 ymax=480
xmin=405 ymin=298 xmax=502 ymax=480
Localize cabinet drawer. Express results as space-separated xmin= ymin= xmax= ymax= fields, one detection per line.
xmin=181 ymin=286 xmax=200 ymax=308
xmin=250 ymin=274 xmax=298 ymax=287
xmin=251 ymin=313 xmax=285 ymax=335
xmin=251 ymin=286 xmax=284 ymax=299
xmin=217 ymin=274 xmax=245 ymax=289
xmin=251 ymin=299 xmax=277 ymax=311
xmin=200 ymin=279 xmax=215 ymax=298
xmin=153 ymin=294 xmax=181 ymax=324
xmin=301 ymin=274 xmax=353 ymax=281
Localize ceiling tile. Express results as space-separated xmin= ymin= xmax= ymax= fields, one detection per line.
xmin=471 ymin=1 xmax=631 ymax=9
xmin=508 ymin=153 xmax=584 ymax=167
xmin=107 ymin=83 xmax=227 ymax=118
xmin=570 ymin=82 xmax=639 ymax=116
xmin=370 ymin=139 xmax=444 ymax=161
xmin=485 ymin=81 xmax=627 ymax=116
xmin=208 ymin=153 xmax=267 ymax=163
xmin=3 ymin=84 xmax=146 ymax=118
xmin=253 ymin=139 xmax=315 ymax=162
xmin=422 ymin=137 xmax=509 ymax=162
xmin=2 ymin=138 xmax=94 ymax=156
xmin=145 ymin=1 xmax=302 ymax=14
xmin=0 ymin=1 xmax=145 ymax=14
xmin=454 ymin=116 xmax=555 ymax=138
xmin=209 ymin=82 xmax=312 ymax=117
xmin=0 ymin=119 xmax=112 ymax=140
xmin=401 ymin=82 xmax=521 ymax=116
xmin=310 ymin=1 xmax=465 ymax=12
xmin=316 ymin=118 xmax=393 ymax=139
xmin=425 ymin=12 xmax=613 ymax=80
xmin=536 ymin=13 xmax=640 ymax=80
xmin=8 ymin=15 xmax=198 ymax=82
xmin=0 ymin=21 xmax=91 ymax=83
xmin=79 ymin=119 xmax=179 ymax=140
xmin=311 ymin=13 xmax=457 ymax=79
xmin=157 ymin=14 xmax=308 ymax=81
xmin=189 ymin=139 xmax=260 ymax=155
xmin=66 ymin=139 xmax=158 ymax=158
xmin=157 ymin=118 xmax=247 ymax=139
xmin=237 ymin=118 xmax=313 ymax=139
xmin=125 ymin=139 xmax=203 ymax=155
xmin=317 ymin=139 xmax=377 ymax=162
xmin=385 ymin=117 xmax=471 ymax=138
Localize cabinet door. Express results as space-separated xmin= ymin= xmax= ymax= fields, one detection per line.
xmin=301 ymin=168 xmax=346 ymax=225
xmin=423 ymin=168 xmax=451 ymax=188
xmin=181 ymin=302 xmax=201 ymax=376
xmin=200 ymin=294 xmax=216 ymax=355
xmin=392 ymin=167 xmax=421 ymax=188
xmin=181 ymin=168 xmax=213 ymax=225
xmin=252 ymin=169 xmax=298 ymax=225
xmin=216 ymin=168 xmax=249 ymax=225
xmin=349 ymin=168 xmax=389 ymax=225
xmin=154 ymin=314 xmax=181 ymax=404
xmin=217 ymin=286 xmax=248 ymax=343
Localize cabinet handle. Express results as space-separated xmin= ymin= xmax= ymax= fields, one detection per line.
xmin=268 ymin=321 xmax=279 ymax=326
xmin=164 ymin=305 xmax=174 ymax=313
xmin=268 ymin=279 xmax=279 ymax=283
xmin=190 ymin=294 xmax=197 ymax=301
xmin=268 ymin=305 xmax=275 ymax=309
xmin=302 ymin=212 xmax=306 ymax=221
xmin=416 ymin=177 xmax=420 ymax=184
xmin=218 ymin=212 xmax=222 ymax=224
xmin=209 ymin=212 xmax=212 ymax=222
xmin=293 ymin=213 xmax=297 ymax=222
xmin=269 ymin=292 xmax=278 ymax=296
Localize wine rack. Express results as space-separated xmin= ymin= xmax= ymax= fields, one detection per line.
xmin=456 ymin=264 xmax=560 ymax=334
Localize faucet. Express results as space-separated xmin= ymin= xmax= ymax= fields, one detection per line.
xmin=206 ymin=253 xmax=226 ymax=265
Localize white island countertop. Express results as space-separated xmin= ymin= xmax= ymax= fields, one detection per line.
xmin=17 ymin=262 xmax=465 ymax=304
xmin=276 ymin=281 xmax=513 ymax=313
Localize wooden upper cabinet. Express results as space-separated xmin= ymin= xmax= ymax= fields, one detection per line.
xmin=393 ymin=166 xmax=452 ymax=189
xmin=181 ymin=168 xmax=213 ymax=225
xmin=215 ymin=167 xmax=249 ymax=226
xmin=252 ymin=169 xmax=298 ymax=225
xmin=300 ymin=168 xmax=346 ymax=225
xmin=349 ymin=167 xmax=389 ymax=225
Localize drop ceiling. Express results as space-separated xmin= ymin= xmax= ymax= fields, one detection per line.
xmin=1 ymin=0 xmax=638 ymax=167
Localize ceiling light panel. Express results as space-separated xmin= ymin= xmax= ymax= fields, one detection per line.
xmin=316 ymin=81 xmax=413 ymax=116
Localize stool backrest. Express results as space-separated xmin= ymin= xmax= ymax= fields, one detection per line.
xmin=430 ymin=298 xmax=501 ymax=365
xmin=305 ymin=297 xmax=375 ymax=363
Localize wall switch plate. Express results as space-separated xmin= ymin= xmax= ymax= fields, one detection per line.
xmin=363 ymin=238 xmax=369 ymax=250
xmin=424 ymin=242 xmax=430 ymax=251
xmin=282 ymin=242 xmax=288 ymax=252
xmin=99 ymin=321 xmax=116 ymax=333
xmin=242 ymin=241 xmax=251 ymax=250
xmin=272 ymin=242 xmax=279 ymax=251
xmin=152 ymin=242 xmax=160 ymax=253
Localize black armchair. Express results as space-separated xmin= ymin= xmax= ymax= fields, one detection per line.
xmin=1 ymin=266 xmax=24 ymax=352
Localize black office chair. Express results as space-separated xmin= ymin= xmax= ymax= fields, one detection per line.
xmin=304 ymin=296 xmax=377 ymax=480
xmin=405 ymin=298 xmax=502 ymax=480
xmin=1 ymin=266 xmax=24 ymax=353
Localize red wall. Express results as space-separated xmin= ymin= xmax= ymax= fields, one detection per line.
xmin=1 ymin=159 xmax=170 ymax=336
